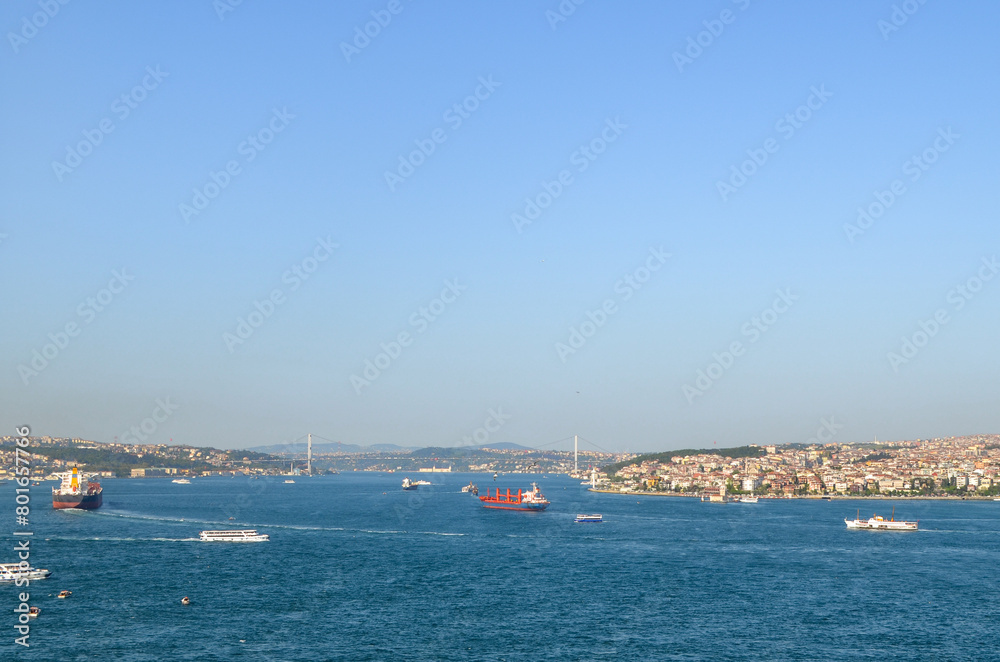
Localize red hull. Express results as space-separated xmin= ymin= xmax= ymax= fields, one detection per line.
xmin=480 ymin=503 xmax=546 ymax=511
xmin=53 ymin=489 xmax=102 ymax=509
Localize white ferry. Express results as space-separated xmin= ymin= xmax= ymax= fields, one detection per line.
xmin=735 ymin=496 xmax=759 ymax=503
xmin=0 ymin=564 xmax=51 ymax=582
xmin=845 ymin=510 xmax=917 ymax=531
xmin=199 ymin=529 xmax=269 ymax=542
xmin=172 ymin=478 xmax=191 ymax=484
xmin=574 ymin=514 xmax=603 ymax=523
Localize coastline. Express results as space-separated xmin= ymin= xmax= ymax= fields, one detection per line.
xmin=587 ymin=488 xmax=1000 ymax=501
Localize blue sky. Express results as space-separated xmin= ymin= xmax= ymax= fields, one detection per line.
xmin=2 ymin=1 xmax=998 ymax=453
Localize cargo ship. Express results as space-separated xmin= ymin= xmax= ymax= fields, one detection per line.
xmin=52 ymin=467 xmax=102 ymax=509
xmin=479 ymin=482 xmax=549 ymax=511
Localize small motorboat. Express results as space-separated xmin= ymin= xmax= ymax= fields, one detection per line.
xmin=181 ymin=596 xmax=191 ymax=605
xmin=57 ymin=590 xmax=71 ymax=599
xmin=28 ymin=607 xmax=40 ymax=618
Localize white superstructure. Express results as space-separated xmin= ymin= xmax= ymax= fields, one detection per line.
xmin=845 ymin=512 xmax=917 ymax=531
xmin=199 ymin=529 xmax=269 ymax=542
xmin=0 ymin=563 xmax=51 ymax=581
xmin=574 ymin=514 xmax=603 ymax=523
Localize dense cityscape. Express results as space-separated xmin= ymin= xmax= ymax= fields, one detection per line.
xmin=5 ymin=433 xmax=999 ymax=498
xmin=605 ymin=433 xmax=1000 ymax=498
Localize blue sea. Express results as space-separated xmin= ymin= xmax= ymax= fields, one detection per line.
xmin=5 ymin=474 xmax=1000 ymax=661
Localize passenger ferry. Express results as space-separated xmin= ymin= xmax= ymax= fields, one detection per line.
xmin=0 ymin=564 xmax=51 ymax=582
xmin=199 ymin=529 xmax=270 ymax=542
xmin=574 ymin=514 xmax=603 ymax=523
xmin=845 ymin=509 xmax=917 ymax=531
xmin=171 ymin=478 xmax=191 ymax=484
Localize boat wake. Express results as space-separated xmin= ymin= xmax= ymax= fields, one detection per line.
xmin=93 ymin=510 xmax=215 ymax=525
xmin=76 ymin=512 xmax=470 ymax=539
xmin=42 ymin=536 xmax=200 ymax=543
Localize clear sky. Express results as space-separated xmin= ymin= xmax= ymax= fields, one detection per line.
xmin=2 ymin=1 xmax=998 ymax=453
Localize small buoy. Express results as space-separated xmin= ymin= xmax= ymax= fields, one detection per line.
xmin=181 ymin=597 xmax=191 ymax=605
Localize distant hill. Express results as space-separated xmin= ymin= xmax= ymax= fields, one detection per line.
xmin=245 ymin=441 xmax=534 ymax=456
xmin=477 ymin=442 xmax=535 ymax=451
xmin=602 ymin=445 xmax=764 ymax=476
xmin=409 ymin=443 xmax=536 ymax=458
xmin=367 ymin=443 xmax=415 ymax=452
xmin=244 ymin=442 xmax=416 ymax=455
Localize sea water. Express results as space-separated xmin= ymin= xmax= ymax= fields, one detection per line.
xmin=5 ymin=475 xmax=999 ymax=660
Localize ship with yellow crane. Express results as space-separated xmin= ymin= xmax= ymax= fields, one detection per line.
xmin=52 ymin=467 xmax=103 ymax=509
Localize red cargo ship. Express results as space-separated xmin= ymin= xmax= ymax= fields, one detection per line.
xmin=479 ymin=482 xmax=549 ymax=511
xmin=52 ymin=467 xmax=103 ymax=509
